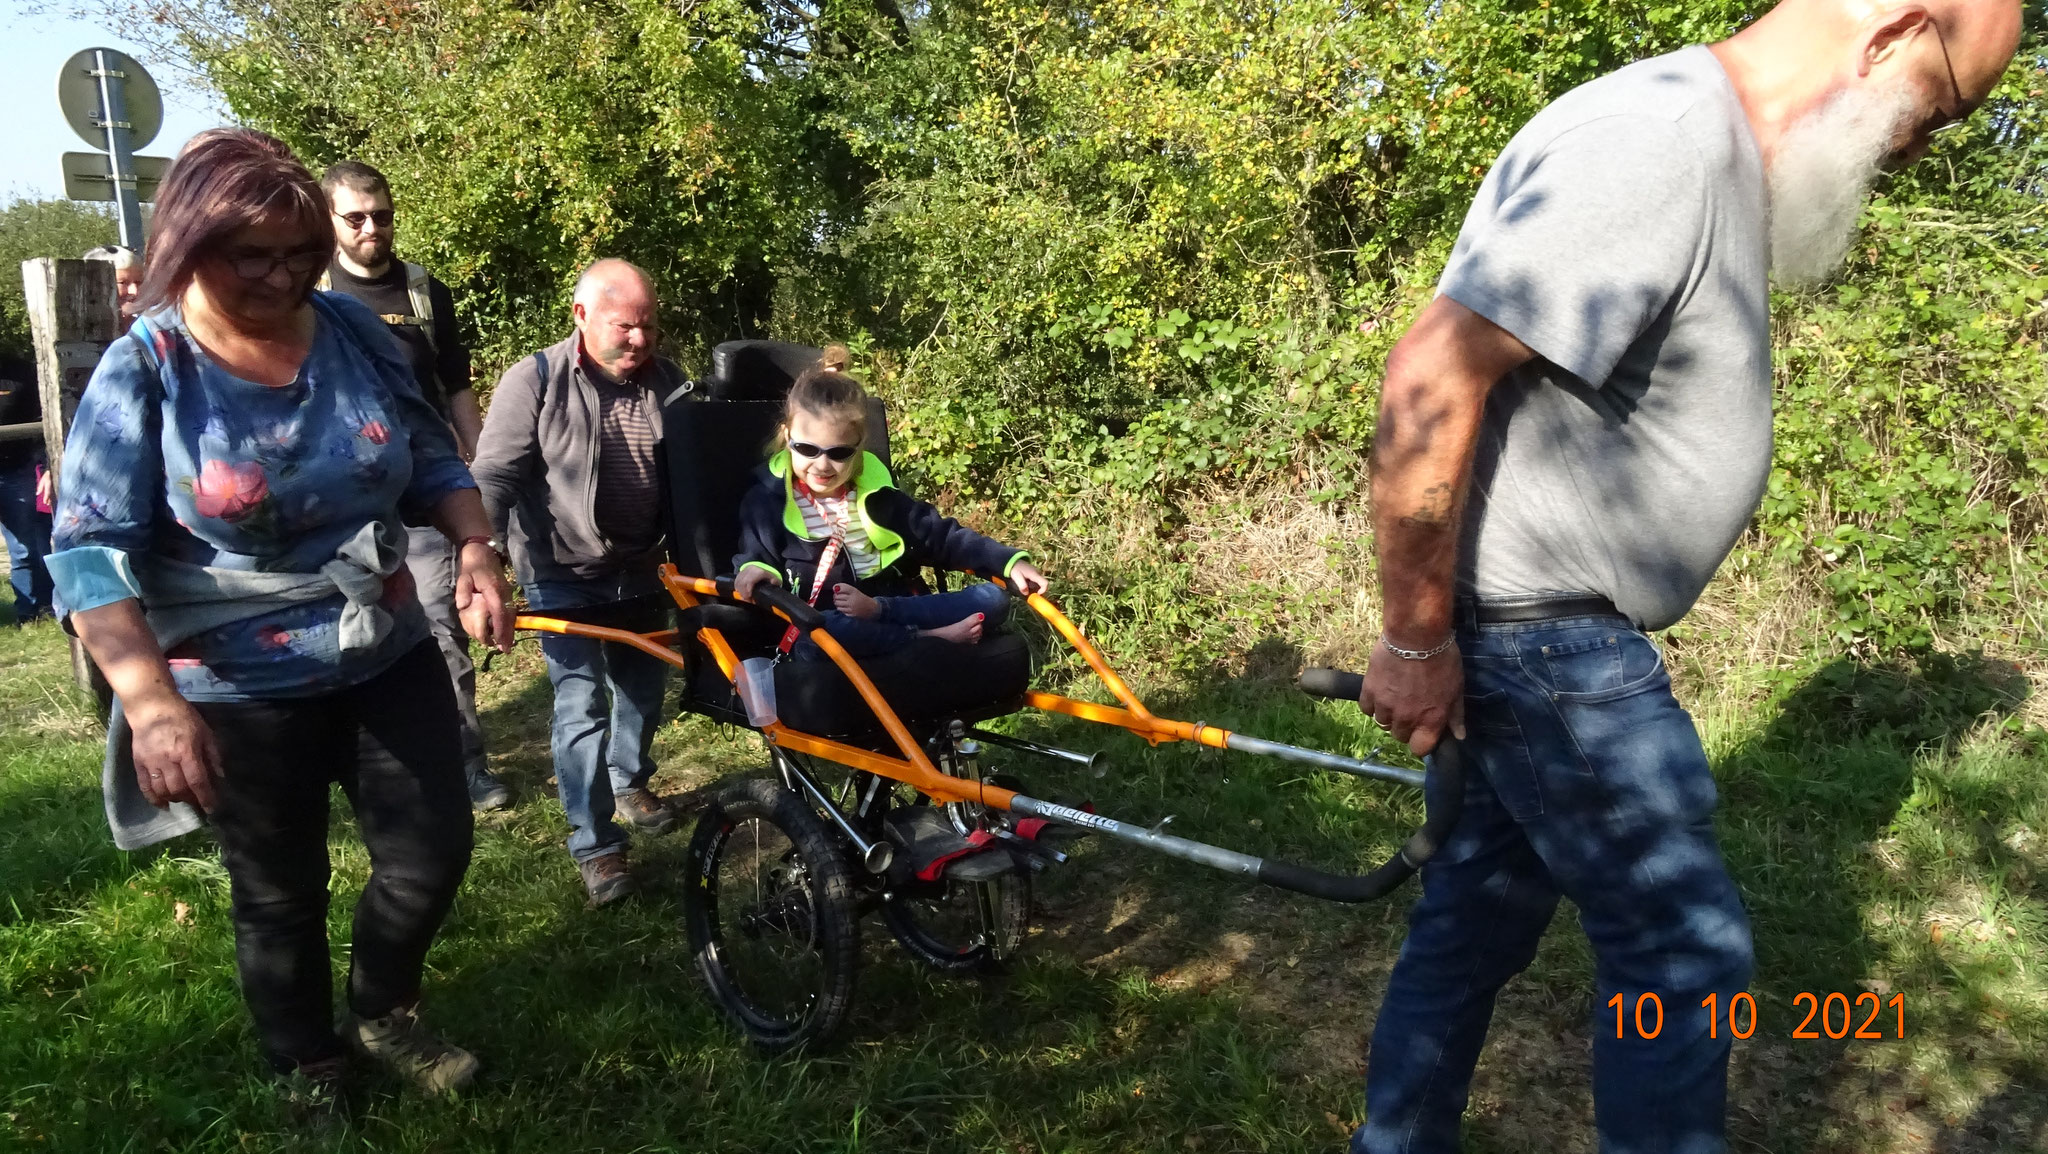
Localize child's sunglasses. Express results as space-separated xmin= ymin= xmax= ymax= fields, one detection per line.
xmin=789 ymin=440 xmax=860 ymax=463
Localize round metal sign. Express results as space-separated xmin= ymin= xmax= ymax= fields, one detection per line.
xmin=56 ymin=47 xmax=163 ymax=150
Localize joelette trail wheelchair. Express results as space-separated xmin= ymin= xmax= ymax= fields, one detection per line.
xmin=513 ymin=340 xmax=1462 ymax=1050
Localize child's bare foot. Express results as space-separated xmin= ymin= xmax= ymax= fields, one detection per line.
xmin=833 ymin=584 xmax=881 ymax=620
xmin=922 ymin=614 xmax=984 ymax=645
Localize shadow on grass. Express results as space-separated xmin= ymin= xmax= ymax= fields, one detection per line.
xmin=1716 ymin=651 xmax=2037 ymax=1154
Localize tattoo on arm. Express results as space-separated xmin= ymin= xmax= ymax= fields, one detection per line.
xmin=1398 ymin=483 xmax=1456 ymax=530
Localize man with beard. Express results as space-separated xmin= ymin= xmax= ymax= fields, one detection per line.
xmin=469 ymin=259 xmax=688 ymax=905
xmin=1350 ymin=3 xmax=2022 ymax=1152
xmin=319 ymin=161 xmax=510 ymax=813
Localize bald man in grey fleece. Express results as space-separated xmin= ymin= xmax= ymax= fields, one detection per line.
xmin=1349 ymin=3 xmax=2023 ymax=1152
xmin=470 ymin=259 xmax=691 ymax=906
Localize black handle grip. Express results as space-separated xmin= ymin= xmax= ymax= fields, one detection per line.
xmin=1254 ymin=738 xmax=1465 ymax=903
xmin=1298 ymin=667 xmax=1364 ymax=701
xmin=750 ymin=581 xmax=827 ymax=631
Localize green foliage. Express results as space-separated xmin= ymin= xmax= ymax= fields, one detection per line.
xmin=126 ymin=0 xmax=2048 ymax=650
xmin=146 ymin=0 xmax=828 ymax=374
xmin=0 ymin=198 xmax=119 ymax=366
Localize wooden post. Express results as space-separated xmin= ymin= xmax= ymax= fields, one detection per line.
xmin=24 ymin=259 xmax=119 ymax=492
xmin=22 ymin=258 xmax=118 ymax=714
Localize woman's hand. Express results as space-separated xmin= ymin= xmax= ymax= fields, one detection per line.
xmin=455 ymin=542 xmax=516 ymax=653
xmin=734 ymin=566 xmax=782 ymax=602
xmin=127 ymin=690 xmax=223 ymax=812
xmin=1008 ymin=560 xmax=1050 ymax=598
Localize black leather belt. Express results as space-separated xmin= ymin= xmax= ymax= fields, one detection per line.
xmin=1462 ymin=595 xmax=1625 ymax=625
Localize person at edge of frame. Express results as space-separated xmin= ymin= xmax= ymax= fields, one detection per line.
xmin=316 ymin=160 xmax=509 ymax=813
xmin=83 ymin=244 xmax=145 ymax=324
xmin=1349 ymin=3 xmax=2023 ymax=1153
xmin=468 ymin=258 xmax=690 ymax=907
xmin=0 ymin=353 xmax=54 ymax=625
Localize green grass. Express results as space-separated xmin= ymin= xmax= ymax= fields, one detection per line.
xmin=2 ymin=607 xmax=2045 ymax=1153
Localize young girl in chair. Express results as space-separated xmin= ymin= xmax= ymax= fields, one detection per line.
xmin=731 ymin=346 xmax=1049 ymax=659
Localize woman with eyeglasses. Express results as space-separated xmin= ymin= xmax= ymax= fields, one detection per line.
xmin=45 ymin=127 xmax=515 ymax=1109
xmin=731 ymin=344 xmax=1049 ymax=660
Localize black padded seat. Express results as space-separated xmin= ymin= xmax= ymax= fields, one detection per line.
xmin=775 ymin=633 xmax=1031 ymax=739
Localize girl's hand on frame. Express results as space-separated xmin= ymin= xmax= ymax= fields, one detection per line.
xmin=1008 ymin=560 xmax=1050 ymax=598
xmin=734 ymin=567 xmax=782 ymax=602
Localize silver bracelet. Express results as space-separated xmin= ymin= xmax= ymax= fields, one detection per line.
xmin=1380 ymin=632 xmax=1456 ymax=661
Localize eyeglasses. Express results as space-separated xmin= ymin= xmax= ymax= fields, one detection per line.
xmin=1926 ymin=20 xmax=1971 ymax=134
xmin=221 ymin=248 xmax=330 ymax=280
xmin=334 ymin=209 xmax=394 ymax=231
xmin=789 ymin=441 xmax=860 ymax=463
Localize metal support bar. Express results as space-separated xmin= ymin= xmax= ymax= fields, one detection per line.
xmin=1007 ymin=794 xmax=1266 ymax=877
xmin=93 ymin=48 xmax=144 ymax=248
xmin=778 ymin=752 xmax=894 ymax=875
xmin=1221 ymin=732 xmax=1426 ymax=789
xmin=964 ymin=727 xmax=1106 ymax=774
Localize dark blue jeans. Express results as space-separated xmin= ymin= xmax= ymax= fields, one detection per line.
xmin=1356 ymin=613 xmax=1753 ymax=1154
xmin=0 ymin=462 xmax=53 ymax=624
xmin=527 ymin=569 xmax=671 ymax=864
xmin=797 ymin=581 xmax=1011 ymax=660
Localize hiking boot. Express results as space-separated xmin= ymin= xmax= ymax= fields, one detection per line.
xmin=615 ymin=787 xmax=678 ymax=834
xmin=579 ymin=851 xmax=637 ymax=906
xmin=344 ymin=1003 xmax=480 ymax=1095
xmin=273 ymin=1054 xmax=353 ymax=1123
xmin=467 ymin=765 xmax=513 ymax=812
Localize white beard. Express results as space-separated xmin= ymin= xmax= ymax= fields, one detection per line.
xmin=1765 ymin=82 xmax=1919 ymax=287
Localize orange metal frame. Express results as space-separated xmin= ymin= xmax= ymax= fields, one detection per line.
xmin=512 ymin=564 xmax=1253 ymax=812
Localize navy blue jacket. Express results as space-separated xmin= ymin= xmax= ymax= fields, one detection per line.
xmin=733 ymin=450 xmax=1027 ymax=602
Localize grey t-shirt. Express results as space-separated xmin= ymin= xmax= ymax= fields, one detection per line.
xmin=1440 ymin=45 xmax=1771 ymax=631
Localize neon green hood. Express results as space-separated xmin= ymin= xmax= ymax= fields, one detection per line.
xmin=767 ymin=449 xmax=907 ymax=571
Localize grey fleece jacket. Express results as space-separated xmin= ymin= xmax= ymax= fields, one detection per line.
xmin=470 ymin=332 xmax=688 ymax=584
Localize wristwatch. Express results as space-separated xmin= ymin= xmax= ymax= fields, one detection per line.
xmin=459 ymin=535 xmax=508 ymax=566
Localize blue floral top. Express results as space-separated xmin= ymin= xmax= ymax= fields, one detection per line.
xmin=47 ymin=291 xmax=476 ymax=701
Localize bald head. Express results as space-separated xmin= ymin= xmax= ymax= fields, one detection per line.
xmin=571 ymin=258 xmax=660 ymax=379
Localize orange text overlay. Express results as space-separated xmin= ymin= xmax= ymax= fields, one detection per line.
xmin=1606 ymin=992 xmax=1906 ymax=1040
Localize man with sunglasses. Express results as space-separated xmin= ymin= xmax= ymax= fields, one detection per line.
xmin=470 ymin=258 xmax=690 ymax=905
xmin=319 ymin=161 xmax=509 ymax=814
xmin=1350 ymin=3 xmax=2022 ymax=1153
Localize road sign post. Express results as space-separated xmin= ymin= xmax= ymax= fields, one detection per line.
xmin=56 ymin=47 xmax=169 ymax=248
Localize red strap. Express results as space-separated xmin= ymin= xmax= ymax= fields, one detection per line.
xmin=915 ymin=829 xmax=998 ymax=882
xmin=778 ymin=488 xmax=851 ymax=654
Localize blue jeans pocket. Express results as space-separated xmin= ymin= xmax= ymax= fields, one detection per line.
xmin=1463 ymin=689 xmax=1544 ymax=820
xmin=1528 ymin=627 xmax=1667 ymax=704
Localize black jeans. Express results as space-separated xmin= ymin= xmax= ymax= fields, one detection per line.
xmin=196 ymin=641 xmax=474 ymax=1072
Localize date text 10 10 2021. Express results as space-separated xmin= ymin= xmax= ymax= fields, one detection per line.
xmin=1604 ymin=991 xmax=1906 ymax=1040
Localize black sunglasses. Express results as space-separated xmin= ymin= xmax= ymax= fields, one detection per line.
xmin=789 ymin=440 xmax=860 ymax=463
xmin=223 ymin=248 xmax=330 ymax=280
xmin=334 ymin=209 xmax=395 ymax=230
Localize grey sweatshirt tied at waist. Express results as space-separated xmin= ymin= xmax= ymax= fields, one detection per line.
xmin=101 ymin=518 xmax=408 ymax=851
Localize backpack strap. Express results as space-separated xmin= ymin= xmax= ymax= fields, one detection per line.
xmin=127 ymin=314 xmax=167 ymax=371
xmin=402 ymin=263 xmax=436 ymax=356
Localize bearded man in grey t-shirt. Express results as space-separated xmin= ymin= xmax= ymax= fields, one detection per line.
xmin=1351 ymin=4 xmax=2021 ymax=1153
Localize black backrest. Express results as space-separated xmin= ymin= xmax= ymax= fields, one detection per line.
xmin=701 ymin=338 xmax=892 ymax=464
xmin=662 ymin=401 xmax=896 ymax=579
xmin=706 ymin=340 xmax=825 ymax=402
xmin=664 ymin=400 xmax=783 ymax=578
